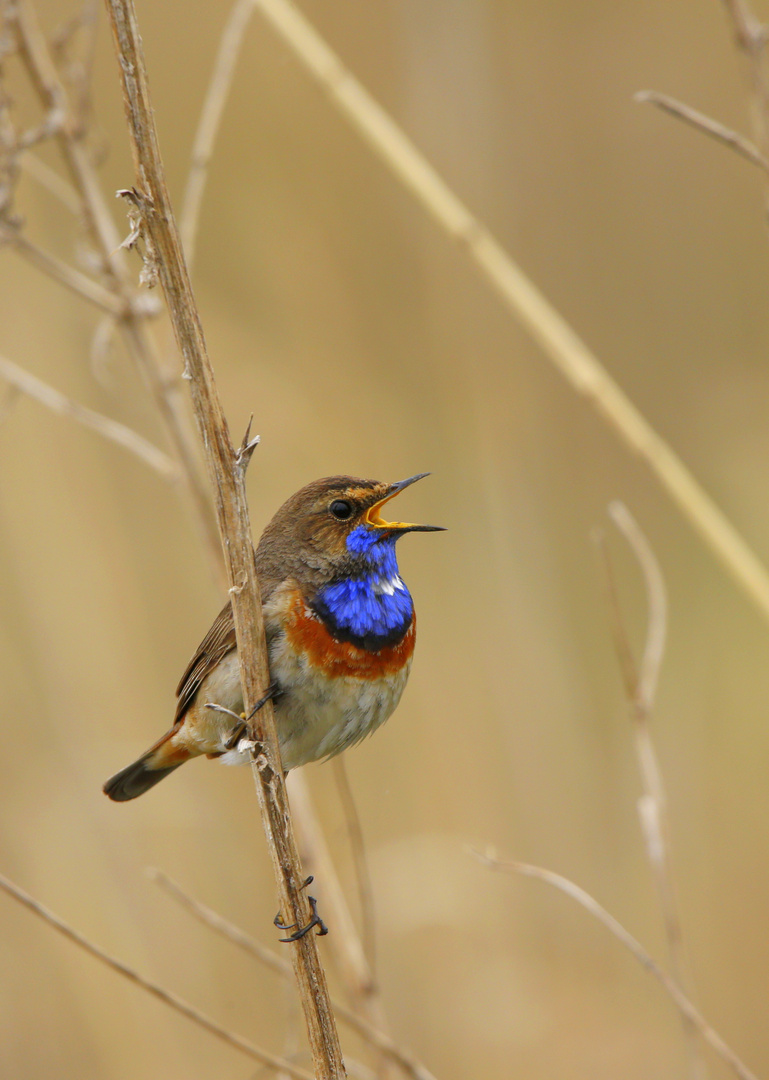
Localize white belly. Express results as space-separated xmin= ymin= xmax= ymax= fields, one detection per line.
xmin=213 ymin=641 xmax=412 ymax=771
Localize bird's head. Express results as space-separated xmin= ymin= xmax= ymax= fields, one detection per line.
xmin=257 ymin=473 xmax=444 ymax=588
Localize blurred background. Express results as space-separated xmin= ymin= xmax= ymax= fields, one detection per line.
xmin=2 ymin=1 xmax=769 ymax=1077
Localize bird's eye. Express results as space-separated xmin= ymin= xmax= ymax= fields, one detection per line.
xmin=330 ymin=499 xmax=354 ymax=520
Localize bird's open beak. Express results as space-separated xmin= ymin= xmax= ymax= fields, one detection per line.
xmin=364 ymin=473 xmax=445 ymax=533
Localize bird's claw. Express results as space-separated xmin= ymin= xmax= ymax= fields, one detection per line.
xmin=223 ymin=683 xmax=282 ymax=750
xmin=274 ymin=876 xmax=328 ymax=942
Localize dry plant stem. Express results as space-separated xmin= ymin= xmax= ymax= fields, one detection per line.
xmin=103 ymin=2 xmax=344 ymax=1076
xmin=2 ymin=226 xmax=127 ymax=316
xmin=288 ymin=774 xmax=397 ymax=1080
xmin=331 ymin=758 xmax=377 ymax=976
xmin=0 ymin=352 xmax=178 ymax=478
xmin=246 ymin=0 xmax=769 ymax=628
xmin=474 ymin=853 xmax=760 ymax=1080
xmin=0 ymin=871 xmax=314 ymax=1080
xmin=150 ymin=869 xmax=439 ymax=1080
xmin=722 ymin=0 xmax=769 ymax=152
xmin=288 ymin=774 xmax=375 ymax=1002
xmin=179 ymin=0 xmax=255 ymax=270
xmin=721 ymin=0 xmax=769 ymax=218
xmin=12 ymin=0 xmax=224 ymax=584
xmin=635 ymin=90 xmax=769 ymax=172
xmin=603 ymin=502 xmax=705 ymax=1080
xmin=19 ymin=150 xmax=81 ymax=212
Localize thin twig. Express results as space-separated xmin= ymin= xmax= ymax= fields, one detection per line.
xmin=473 ymin=852 xmax=760 ymax=1080
xmin=179 ymin=0 xmax=255 ymax=271
xmin=246 ymin=0 xmax=769 ymax=628
xmin=18 ymin=151 xmax=81 ymax=212
xmin=722 ymin=0 xmax=765 ymax=53
xmin=102 ymin=2 xmax=344 ymax=1075
xmin=720 ymin=0 xmax=769 ymax=215
xmin=635 ymin=90 xmax=769 ymax=172
xmin=0 ymin=352 xmax=178 ymax=478
xmin=332 ymin=758 xmax=377 ymax=977
xmin=606 ymin=504 xmax=666 ymax=713
xmin=602 ymin=502 xmax=704 ymax=1080
xmin=2 ymin=225 xmax=127 ymax=316
xmin=51 ymin=0 xmax=99 ymax=139
xmin=288 ymin=774 xmax=374 ymax=1001
xmin=150 ymin=868 xmax=439 ymax=1080
xmin=0 ymin=870 xmax=314 ymax=1080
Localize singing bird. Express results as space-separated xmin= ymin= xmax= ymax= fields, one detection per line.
xmin=103 ymin=474 xmax=443 ymax=801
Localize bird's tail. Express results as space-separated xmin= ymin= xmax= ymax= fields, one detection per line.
xmin=103 ymin=726 xmax=190 ymax=802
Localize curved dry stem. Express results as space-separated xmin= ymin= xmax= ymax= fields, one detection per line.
xmin=474 ymin=852 xmax=759 ymax=1080
xmin=607 ymin=502 xmax=667 ymax=716
xmin=635 ymin=90 xmax=769 ymax=172
xmin=2 ymin=226 xmax=126 ymax=316
xmin=19 ymin=150 xmax=82 ymax=211
xmin=0 ymin=352 xmax=178 ymax=478
xmin=287 ymin=775 xmax=400 ymax=1080
xmin=180 ymin=0 xmax=255 ymax=270
xmin=331 ymin=757 xmax=377 ymax=976
xmin=602 ymin=503 xmax=703 ymax=1080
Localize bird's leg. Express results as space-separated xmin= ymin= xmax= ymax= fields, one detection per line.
xmin=274 ymin=876 xmax=329 ymax=942
xmin=221 ymin=683 xmax=282 ymax=750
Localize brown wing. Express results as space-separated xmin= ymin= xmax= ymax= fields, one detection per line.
xmin=174 ymin=600 xmax=236 ymax=723
xmin=174 ymin=540 xmax=289 ymax=725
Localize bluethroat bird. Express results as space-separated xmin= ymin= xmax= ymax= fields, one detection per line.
xmin=103 ymin=474 xmax=443 ymax=801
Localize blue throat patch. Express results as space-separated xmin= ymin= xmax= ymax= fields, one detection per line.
xmin=312 ymin=526 xmax=413 ymax=651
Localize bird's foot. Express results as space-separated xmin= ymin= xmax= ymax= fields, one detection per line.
xmin=274 ymin=876 xmax=328 ymax=942
xmin=222 ymin=683 xmax=282 ymax=750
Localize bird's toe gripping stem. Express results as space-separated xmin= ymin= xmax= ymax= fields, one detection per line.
xmin=223 ymin=682 xmax=282 ymax=751
xmin=274 ymin=876 xmax=328 ymax=942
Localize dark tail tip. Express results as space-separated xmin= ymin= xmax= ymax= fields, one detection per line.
xmin=103 ymin=758 xmax=181 ymax=802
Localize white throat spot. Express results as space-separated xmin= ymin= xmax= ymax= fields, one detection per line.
xmin=374 ymin=574 xmax=405 ymax=596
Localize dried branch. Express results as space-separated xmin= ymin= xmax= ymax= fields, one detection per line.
xmin=102 ymin=2 xmax=344 ymax=1075
xmin=635 ymin=90 xmax=769 ymax=173
xmin=0 ymin=870 xmax=314 ymax=1080
xmin=288 ymin=774 xmax=398 ymax=1080
xmin=601 ymin=502 xmax=704 ymax=1080
xmin=180 ymin=0 xmax=255 ymax=271
xmin=0 ymin=352 xmax=178 ymax=478
xmin=332 ymin=758 xmax=377 ymax=976
xmin=473 ymin=852 xmax=760 ymax=1080
xmin=242 ymin=0 xmax=769 ymax=627
xmin=288 ymin=775 xmax=375 ymax=1002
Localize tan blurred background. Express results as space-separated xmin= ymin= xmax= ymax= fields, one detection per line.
xmin=2 ymin=1 xmax=769 ymax=1077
